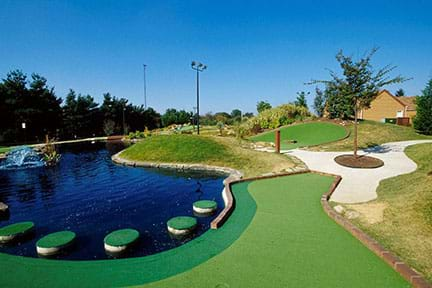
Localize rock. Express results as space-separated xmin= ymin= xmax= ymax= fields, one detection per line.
xmin=345 ymin=210 xmax=360 ymax=220
xmin=334 ymin=205 xmax=345 ymax=214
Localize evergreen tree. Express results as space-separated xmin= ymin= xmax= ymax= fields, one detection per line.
xmin=295 ymin=91 xmax=309 ymax=108
xmin=395 ymin=88 xmax=405 ymax=97
xmin=413 ymin=79 xmax=432 ymax=135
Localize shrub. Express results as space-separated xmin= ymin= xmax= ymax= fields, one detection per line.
xmin=241 ymin=104 xmax=311 ymax=135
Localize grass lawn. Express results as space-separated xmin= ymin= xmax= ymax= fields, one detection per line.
xmin=346 ymin=143 xmax=432 ymax=282
xmin=311 ymin=120 xmax=432 ymax=151
xmin=250 ymin=121 xmax=349 ymax=150
xmin=119 ymin=134 xmax=296 ymax=177
xmin=141 ymin=174 xmax=408 ymax=287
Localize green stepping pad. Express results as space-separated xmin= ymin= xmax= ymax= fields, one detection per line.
xmin=193 ymin=200 xmax=217 ymax=214
xmin=104 ymin=229 xmax=139 ymax=253
xmin=167 ymin=216 xmax=197 ymax=236
xmin=36 ymin=231 xmax=76 ymax=256
xmin=0 ymin=221 xmax=34 ymax=243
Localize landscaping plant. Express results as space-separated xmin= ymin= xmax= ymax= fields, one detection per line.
xmin=413 ymin=79 xmax=432 ymax=135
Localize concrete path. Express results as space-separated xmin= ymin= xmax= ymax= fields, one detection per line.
xmin=284 ymin=140 xmax=432 ymax=203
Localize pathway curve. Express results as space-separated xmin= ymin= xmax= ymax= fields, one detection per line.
xmin=285 ymin=140 xmax=432 ymax=203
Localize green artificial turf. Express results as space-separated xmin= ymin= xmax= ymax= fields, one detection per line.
xmin=250 ymin=122 xmax=349 ymax=149
xmin=0 ymin=221 xmax=34 ymax=236
xmin=104 ymin=229 xmax=140 ymax=247
xmin=167 ymin=217 xmax=197 ymax=230
xmin=0 ymin=174 xmax=410 ymax=287
xmin=0 ymin=181 xmax=256 ymax=287
xmin=37 ymin=231 xmax=76 ymax=249
xmin=143 ymin=174 xmax=409 ymax=288
xmin=193 ymin=200 xmax=217 ymax=209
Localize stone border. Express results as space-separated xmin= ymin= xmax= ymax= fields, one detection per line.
xmin=318 ymin=171 xmax=432 ymax=288
xmin=223 ymin=169 xmax=431 ymax=287
xmin=111 ymin=152 xmax=243 ymax=230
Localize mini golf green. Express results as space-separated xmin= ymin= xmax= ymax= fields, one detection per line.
xmin=0 ymin=174 xmax=409 ymax=287
xmin=250 ymin=121 xmax=348 ymax=149
xmin=193 ymin=200 xmax=217 ymax=214
xmin=36 ymin=231 xmax=76 ymax=256
xmin=0 ymin=221 xmax=34 ymax=243
xmin=104 ymin=229 xmax=140 ymax=247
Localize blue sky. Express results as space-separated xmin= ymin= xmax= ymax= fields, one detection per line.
xmin=1 ymin=0 xmax=431 ymax=114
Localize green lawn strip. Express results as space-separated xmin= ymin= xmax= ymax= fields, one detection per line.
xmin=143 ymin=174 xmax=408 ymax=288
xmin=120 ymin=134 xmax=232 ymax=164
xmin=312 ymin=120 xmax=432 ymax=151
xmin=250 ymin=122 xmax=348 ymax=149
xmin=0 ymin=181 xmax=256 ymax=287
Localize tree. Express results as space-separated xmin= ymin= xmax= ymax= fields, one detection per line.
xmin=413 ymin=79 xmax=432 ymax=135
xmin=231 ymin=109 xmax=242 ymax=123
xmin=294 ymin=91 xmax=309 ymax=108
xmin=395 ymin=88 xmax=405 ymax=97
xmin=313 ymin=88 xmax=326 ymax=117
xmin=311 ymin=48 xmax=407 ymax=157
xmin=257 ymin=101 xmax=272 ymax=113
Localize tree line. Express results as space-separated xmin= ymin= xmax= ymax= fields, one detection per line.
xmin=0 ymin=70 xmax=161 ymax=144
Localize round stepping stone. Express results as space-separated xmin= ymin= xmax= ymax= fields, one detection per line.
xmin=0 ymin=221 xmax=34 ymax=243
xmin=104 ymin=229 xmax=139 ymax=253
xmin=36 ymin=231 xmax=76 ymax=256
xmin=167 ymin=216 xmax=197 ymax=236
xmin=193 ymin=200 xmax=217 ymax=214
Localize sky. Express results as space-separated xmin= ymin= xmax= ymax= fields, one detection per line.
xmin=1 ymin=0 xmax=432 ymax=114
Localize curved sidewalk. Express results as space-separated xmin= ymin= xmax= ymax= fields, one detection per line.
xmin=286 ymin=140 xmax=432 ymax=203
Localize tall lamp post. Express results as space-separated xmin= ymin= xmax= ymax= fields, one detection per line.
xmin=191 ymin=61 xmax=207 ymax=135
xmin=143 ymin=64 xmax=147 ymax=109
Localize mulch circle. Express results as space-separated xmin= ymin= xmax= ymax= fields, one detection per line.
xmin=334 ymin=155 xmax=384 ymax=169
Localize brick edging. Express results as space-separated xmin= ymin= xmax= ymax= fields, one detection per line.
xmin=315 ymin=170 xmax=431 ymax=288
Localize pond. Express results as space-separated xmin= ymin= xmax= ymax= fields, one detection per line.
xmin=0 ymin=141 xmax=225 ymax=260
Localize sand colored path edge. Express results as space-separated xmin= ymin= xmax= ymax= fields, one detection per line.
xmin=287 ymin=140 xmax=432 ymax=203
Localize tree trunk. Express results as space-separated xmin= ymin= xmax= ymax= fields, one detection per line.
xmin=354 ymin=100 xmax=358 ymax=158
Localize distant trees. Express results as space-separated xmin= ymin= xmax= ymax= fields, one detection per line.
xmin=256 ymin=101 xmax=272 ymax=113
xmin=395 ymin=88 xmax=405 ymax=97
xmin=313 ymin=88 xmax=326 ymax=117
xmin=161 ymin=109 xmax=192 ymax=127
xmin=0 ymin=70 xmax=161 ymax=143
xmin=311 ymin=48 xmax=407 ymax=156
xmin=413 ymin=79 xmax=432 ymax=135
xmin=0 ymin=70 xmax=62 ymax=142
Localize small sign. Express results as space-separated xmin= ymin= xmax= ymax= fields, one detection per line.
xmin=22 ymin=122 xmax=26 ymax=129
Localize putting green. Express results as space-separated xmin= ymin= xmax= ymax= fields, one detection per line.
xmin=0 ymin=174 xmax=409 ymax=287
xmin=142 ymin=174 xmax=408 ymax=288
xmin=250 ymin=122 xmax=348 ymax=149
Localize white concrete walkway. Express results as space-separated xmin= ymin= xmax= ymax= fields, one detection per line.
xmin=285 ymin=140 xmax=432 ymax=203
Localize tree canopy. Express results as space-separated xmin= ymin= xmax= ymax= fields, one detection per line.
xmin=413 ymin=79 xmax=432 ymax=135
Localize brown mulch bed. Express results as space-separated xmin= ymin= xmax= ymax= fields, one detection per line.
xmin=334 ymin=154 xmax=384 ymax=169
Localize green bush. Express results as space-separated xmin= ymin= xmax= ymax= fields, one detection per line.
xmin=241 ymin=104 xmax=310 ymax=134
xmin=127 ymin=130 xmax=146 ymax=140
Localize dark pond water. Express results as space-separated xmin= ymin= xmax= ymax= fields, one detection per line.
xmin=0 ymin=141 xmax=225 ymax=260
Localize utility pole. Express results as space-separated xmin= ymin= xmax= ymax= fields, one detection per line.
xmin=143 ymin=64 xmax=147 ymax=109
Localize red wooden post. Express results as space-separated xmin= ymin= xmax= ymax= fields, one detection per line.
xmin=275 ymin=129 xmax=281 ymax=153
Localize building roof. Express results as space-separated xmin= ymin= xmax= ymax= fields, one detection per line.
xmin=398 ymin=96 xmax=417 ymax=111
xmin=380 ymin=90 xmax=417 ymax=111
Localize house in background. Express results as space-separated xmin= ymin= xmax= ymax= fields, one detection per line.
xmin=358 ymin=90 xmax=417 ymax=125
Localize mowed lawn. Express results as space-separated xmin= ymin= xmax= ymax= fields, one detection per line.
xmin=250 ymin=122 xmax=348 ymax=149
xmin=142 ymin=174 xmax=408 ymax=288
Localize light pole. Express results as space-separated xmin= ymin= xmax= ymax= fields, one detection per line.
xmin=143 ymin=64 xmax=147 ymax=109
xmin=122 ymin=104 xmax=126 ymax=135
xmin=191 ymin=61 xmax=207 ymax=135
